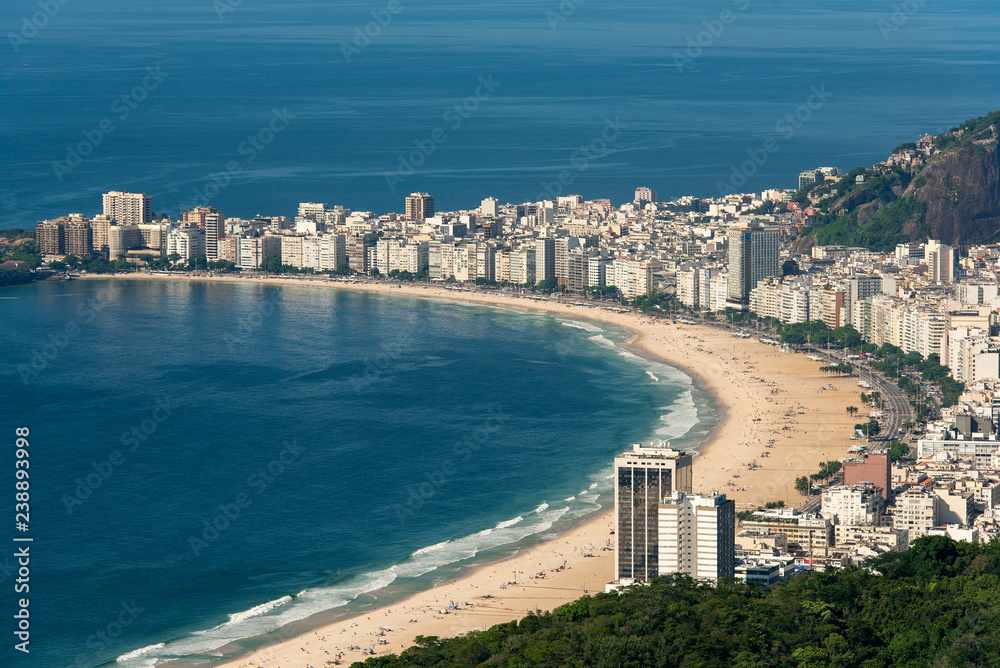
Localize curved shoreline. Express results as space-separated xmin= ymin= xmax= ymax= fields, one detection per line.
xmin=78 ymin=274 xmax=857 ymax=668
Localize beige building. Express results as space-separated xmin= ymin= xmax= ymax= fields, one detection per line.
xmin=103 ymin=191 xmax=151 ymax=226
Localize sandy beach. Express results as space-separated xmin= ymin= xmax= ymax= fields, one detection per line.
xmin=82 ymin=274 xmax=859 ymax=667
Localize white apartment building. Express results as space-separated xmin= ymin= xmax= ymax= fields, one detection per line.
xmin=510 ymin=248 xmax=535 ymax=285
xmin=948 ymin=327 xmax=1000 ymax=383
xmin=587 ymin=256 xmax=611 ymax=287
xmin=238 ymin=236 xmax=281 ymax=270
xmin=107 ymin=224 xmax=141 ymax=259
xmin=477 ymin=244 xmax=495 ymax=281
xmin=657 ymin=491 xmax=735 ymax=582
xmin=166 ymin=227 xmax=206 ymax=263
xmin=480 ymin=197 xmax=498 ymax=218
xmin=281 ymin=236 xmax=303 ymax=268
xmin=298 ymin=202 xmax=328 ymax=220
xmin=821 ymin=483 xmax=883 ymax=526
xmin=677 ymin=263 xmax=699 ymax=308
xmin=710 ymin=274 xmax=729 ymax=312
xmin=610 ymin=258 xmax=652 ymax=299
xmin=893 ymin=489 xmax=938 ymax=543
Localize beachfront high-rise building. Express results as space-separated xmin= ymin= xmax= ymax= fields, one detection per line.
xmin=405 ymin=193 xmax=435 ymax=221
xmin=91 ymin=215 xmax=113 ymax=257
xmin=182 ymin=206 xmax=225 ymax=262
xmin=166 ymin=227 xmax=206 ymax=264
xmin=535 ymin=236 xmax=556 ymax=282
xmin=614 ymin=441 xmax=693 ymax=583
xmin=348 ymin=233 xmax=378 ymax=274
xmin=658 ymin=491 xmax=735 ymax=582
xmin=107 ymin=225 xmax=141 ymax=260
xmin=35 ymin=220 xmax=65 ymax=255
xmin=634 ymin=187 xmax=658 ymax=208
xmin=64 ymin=220 xmax=93 ymax=257
xmin=102 ymin=191 xmax=152 ymax=226
xmin=726 ymin=221 xmax=779 ymax=310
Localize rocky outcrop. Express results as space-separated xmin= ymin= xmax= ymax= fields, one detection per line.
xmin=903 ymin=140 xmax=1000 ymax=245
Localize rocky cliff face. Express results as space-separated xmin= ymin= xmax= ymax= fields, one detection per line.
xmin=798 ymin=113 xmax=1000 ymax=251
xmin=903 ymin=140 xmax=1000 ymax=245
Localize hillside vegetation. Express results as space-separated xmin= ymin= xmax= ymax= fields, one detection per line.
xmin=798 ymin=110 xmax=1000 ymax=251
xmin=355 ymin=536 xmax=1000 ymax=668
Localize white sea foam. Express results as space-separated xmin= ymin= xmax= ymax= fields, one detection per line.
xmin=534 ymin=502 xmax=549 ymax=513
xmin=587 ymin=334 xmax=618 ymax=349
xmin=564 ymin=495 xmax=576 ymax=501
xmin=560 ymin=320 xmax=604 ymax=334
xmin=413 ymin=540 xmax=452 ymax=557
xmin=655 ymin=389 xmax=700 ymax=442
xmin=495 ymin=515 xmax=524 ymax=529
xmin=117 ymin=643 xmax=164 ymax=662
xmin=224 ymin=596 xmax=293 ymax=626
xmin=646 ymin=370 xmax=659 ymax=382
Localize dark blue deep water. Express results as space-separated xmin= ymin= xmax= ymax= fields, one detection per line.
xmin=2 ymin=1 xmax=1000 ymax=225
xmin=0 ymin=279 xmax=716 ymax=666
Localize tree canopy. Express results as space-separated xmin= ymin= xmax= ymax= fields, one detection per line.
xmin=355 ymin=536 xmax=1000 ymax=668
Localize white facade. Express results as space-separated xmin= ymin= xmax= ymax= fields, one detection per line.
xmin=238 ymin=236 xmax=281 ymax=270
xmin=587 ymin=256 xmax=611 ymax=287
xmin=893 ymin=489 xmax=938 ymax=543
xmin=821 ymin=484 xmax=883 ymax=526
xmin=298 ymin=202 xmax=328 ymax=220
xmin=610 ymin=258 xmax=652 ymax=299
xmin=166 ymin=227 xmax=206 ymax=263
xmin=657 ymin=491 xmax=735 ymax=581
xmin=480 ymin=197 xmax=498 ymax=219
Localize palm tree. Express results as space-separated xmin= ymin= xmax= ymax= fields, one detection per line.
xmin=846 ymin=406 xmax=858 ymax=417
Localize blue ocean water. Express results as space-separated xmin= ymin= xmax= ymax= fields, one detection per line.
xmin=2 ymin=1 xmax=1000 ymax=226
xmin=0 ymin=279 xmax=716 ymax=667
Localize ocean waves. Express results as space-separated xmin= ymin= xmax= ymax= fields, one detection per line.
xmin=113 ymin=504 xmax=583 ymax=667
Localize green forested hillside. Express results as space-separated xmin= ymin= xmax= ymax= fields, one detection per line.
xmin=356 ymin=537 xmax=1000 ymax=668
xmin=798 ymin=109 xmax=1000 ymax=251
